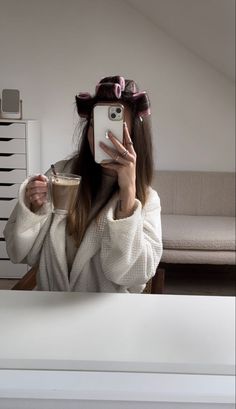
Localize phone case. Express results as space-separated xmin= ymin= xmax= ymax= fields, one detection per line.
xmin=93 ymin=103 xmax=124 ymax=163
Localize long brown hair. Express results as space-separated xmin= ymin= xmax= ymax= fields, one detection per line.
xmin=67 ymin=76 xmax=154 ymax=247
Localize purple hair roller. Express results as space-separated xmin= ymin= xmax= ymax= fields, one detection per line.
xmin=118 ymin=76 xmax=125 ymax=91
xmin=95 ymin=82 xmax=121 ymax=99
xmin=130 ymin=91 xmax=151 ymax=117
xmin=131 ymin=91 xmax=146 ymax=100
xmin=77 ymin=92 xmax=92 ymax=99
xmin=114 ymin=83 xmax=121 ymax=98
xmin=139 ymin=108 xmax=151 ymax=118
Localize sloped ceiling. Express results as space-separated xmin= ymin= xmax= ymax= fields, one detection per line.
xmin=126 ymin=0 xmax=235 ymax=82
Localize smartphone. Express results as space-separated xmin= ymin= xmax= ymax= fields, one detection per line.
xmin=93 ymin=103 xmax=124 ymax=163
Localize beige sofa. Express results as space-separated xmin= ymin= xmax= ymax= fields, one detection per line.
xmin=152 ymin=171 xmax=235 ymax=266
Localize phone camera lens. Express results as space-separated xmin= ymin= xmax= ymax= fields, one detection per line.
xmin=111 ymin=113 xmax=116 ymax=119
xmin=116 ymin=108 xmax=121 ymax=113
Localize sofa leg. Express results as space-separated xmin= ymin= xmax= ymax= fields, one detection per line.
xmin=151 ymin=267 xmax=165 ymax=294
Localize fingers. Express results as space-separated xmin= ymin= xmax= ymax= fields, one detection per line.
xmin=31 ymin=196 xmax=47 ymax=209
xmin=26 ymin=181 xmax=48 ymax=196
xmin=123 ymin=122 xmax=135 ymax=155
xmin=26 ymin=175 xmax=48 ymax=208
xmin=29 ymin=174 xmax=48 ymax=183
xmin=100 ymin=142 xmax=131 ymax=165
xmin=98 ymin=121 xmax=136 ymax=168
xmin=28 ymin=188 xmax=47 ymax=203
xmin=108 ymin=131 xmax=129 ymax=154
xmin=99 ymin=128 xmax=135 ymax=164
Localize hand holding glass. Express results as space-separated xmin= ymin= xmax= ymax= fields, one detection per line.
xmin=49 ymin=173 xmax=81 ymax=214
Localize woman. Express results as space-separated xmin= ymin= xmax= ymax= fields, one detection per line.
xmin=4 ymin=75 xmax=163 ymax=292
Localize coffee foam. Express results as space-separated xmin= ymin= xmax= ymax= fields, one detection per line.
xmin=53 ymin=178 xmax=80 ymax=186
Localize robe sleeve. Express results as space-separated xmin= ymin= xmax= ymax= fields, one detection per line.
xmin=3 ymin=178 xmax=52 ymax=266
xmin=100 ymin=188 xmax=163 ymax=291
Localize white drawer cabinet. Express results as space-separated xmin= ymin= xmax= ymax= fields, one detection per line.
xmin=0 ymin=199 xmax=18 ymax=218
xmin=0 ymin=138 xmax=25 ymax=153
xmin=0 ymin=221 xmax=6 ymax=237
xmin=0 ymin=242 xmax=8 ymax=258
xmin=0 ymin=184 xmax=20 ymax=198
xmin=0 ymin=260 xmax=27 ymax=277
xmin=0 ymin=123 xmax=26 ymax=138
xmin=0 ymin=119 xmax=40 ymax=278
xmin=1 ymin=154 xmax=26 ymax=168
xmin=0 ymin=169 xmax=27 ymax=183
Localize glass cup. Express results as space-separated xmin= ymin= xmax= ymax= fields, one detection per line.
xmin=49 ymin=173 xmax=81 ymax=214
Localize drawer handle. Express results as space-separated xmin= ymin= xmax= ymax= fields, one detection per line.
xmin=0 ymin=138 xmax=13 ymax=141
xmin=0 ymin=198 xmax=16 ymax=201
xmin=0 ymin=168 xmax=15 ymax=172
xmin=0 ymin=153 xmax=14 ymax=157
xmin=0 ymin=123 xmax=13 ymax=126
xmin=0 ymin=183 xmax=15 ymax=186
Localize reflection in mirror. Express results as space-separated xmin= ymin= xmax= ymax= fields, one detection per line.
xmin=3 ymin=76 xmax=163 ymax=294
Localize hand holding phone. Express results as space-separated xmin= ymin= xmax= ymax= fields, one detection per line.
xmin=93 ymin=103 xmax=124 ymax=163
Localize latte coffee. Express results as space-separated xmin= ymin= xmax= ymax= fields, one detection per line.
xmin=50 ymin=173 xmax=81 ymax=213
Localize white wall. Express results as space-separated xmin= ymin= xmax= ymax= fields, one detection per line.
xmin=0 ymin=0 xmax=234 ymax=172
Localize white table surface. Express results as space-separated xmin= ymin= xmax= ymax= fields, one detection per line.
xmin=0 ymin=290 xmax=235 ymax=375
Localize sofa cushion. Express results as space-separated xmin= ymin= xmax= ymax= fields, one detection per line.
xmin=161 ymin=249 xmax=236 ymax=265
xmin=162 ymin=215 xmax=235 ymax=251
xmin=152 ymin=171 xmax=235 ymax=216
